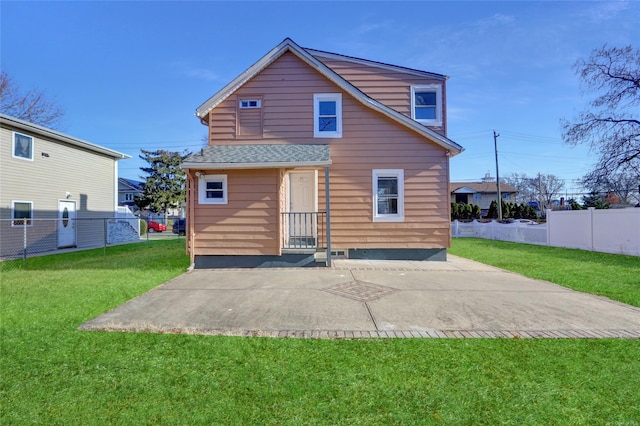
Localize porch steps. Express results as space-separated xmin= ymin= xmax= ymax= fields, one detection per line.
xmin=314 ymin=249 xmax=327 ymax=263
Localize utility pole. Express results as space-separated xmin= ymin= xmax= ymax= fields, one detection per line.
xmin=493 ymin=130 xmax=502 ymax=221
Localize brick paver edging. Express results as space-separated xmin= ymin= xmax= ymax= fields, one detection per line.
xmin=81 ymin=325 xmax=640 ymax=339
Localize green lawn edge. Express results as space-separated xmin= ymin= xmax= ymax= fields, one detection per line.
xmin=2 ymin=239 xmax=639 ymax=424
xmin=450 ymin=238 xmax=640 ymax=307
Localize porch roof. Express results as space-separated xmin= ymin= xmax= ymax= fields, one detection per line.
xmin=183 ymin=144 xmax=331 ymax=170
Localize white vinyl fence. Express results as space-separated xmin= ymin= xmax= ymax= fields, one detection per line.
xmin=452 ymin=207 xmax=640 ymax=256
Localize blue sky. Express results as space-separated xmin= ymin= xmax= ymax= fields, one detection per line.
xmin=2 ymin=1 xmax=638 ymax=195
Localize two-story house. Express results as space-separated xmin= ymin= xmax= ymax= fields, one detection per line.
xmin=1 ymin=113 xmax=131 ymax=257
xmin=183 ymin=38 xmax=464 ymax=268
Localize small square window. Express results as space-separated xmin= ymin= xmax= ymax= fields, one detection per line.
xmin=372 ymin=170 xmax=404 ymax=222
xmin=198 ymin=174 xmax=228 ymax=204
xmin=314 ymin=94 xmax=342 ymax=138
xmin=239 ymin=99 xmax=261 ymax=109
xmin=12 ymin=132 xmax=34 ymax=161
xmin=12 ymin=201 xmax=33 ymax=226
xmin=411 ymin=85 xmax=442 ymax=126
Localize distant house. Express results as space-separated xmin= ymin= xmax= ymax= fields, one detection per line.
xmin=118 ymin=178 xmax=143 ymax=209
xmin=183 ymin=38 xmax=464 ymax=267
xmin=0 ymin=113 xmax=133 ymax=257
xmin=451 ymin=174 xmax=517 ymax=211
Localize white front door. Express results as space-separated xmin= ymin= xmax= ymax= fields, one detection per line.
xmin=287 ymin=171 xmax=317 ymax=246
xmin=58 ymin=200 xmax=77 ymax=248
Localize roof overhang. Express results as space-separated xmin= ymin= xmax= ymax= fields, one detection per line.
xmin=195 ymin=38 xmax=464 ymax=157
xmin=1 ymin=113 xmax=130 ymax=160
xmin=183 ymin=144 xmax=331 ymax=171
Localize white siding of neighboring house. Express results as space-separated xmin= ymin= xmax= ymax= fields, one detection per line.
xmin=1 ymin=119 xmax=128 ymax=252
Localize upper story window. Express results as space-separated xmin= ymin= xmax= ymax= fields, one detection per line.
xmin=313 ymin=93 xmax=342 ymax=138
xmin=13 ymin=132 xmax=34 ymax=161
xmin=411 ymin=85 xmax=442 ymax=126
xmin=198 ymin=174 xmax=228 ymax=205
xmin=372 ymin=169 xmax=404 ymax=222
xmin=12 ymin=200 xmax=33 ymax=226
xmin=239 ymin=99 xmax=261 ymax=109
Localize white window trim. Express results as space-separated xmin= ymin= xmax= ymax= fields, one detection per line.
xmin=12 ymin=131 xmax=34 ymax=161
xmin=198 ymin=174 xmax=228 ymax=205
xmin=11 ymin=200 xmax=33 ymax=227
xmin=313 ymin=93 xmax=342 ymax=138
xmin=239 ymin=99 xmax=261 ymax=109
xmin=411 ymin=85 xmax=442 ymax=126
xmin=372 ymin=169 xmax=404 ymax=222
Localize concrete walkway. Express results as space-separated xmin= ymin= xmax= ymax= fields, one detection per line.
xmin=80 ymin=255 xmax=640 ymax=339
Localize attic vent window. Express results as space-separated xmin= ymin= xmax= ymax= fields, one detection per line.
xmin=239 ymin=99 xmax=261 ymax=109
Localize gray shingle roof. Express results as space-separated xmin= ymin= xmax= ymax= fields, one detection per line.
xmin=184 ymin=144 xmax=331 ymax=169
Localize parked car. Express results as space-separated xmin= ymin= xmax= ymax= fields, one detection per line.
xmin=172 ymin=218 xmax=186 ymax=236
xmin=146 ymin=219 xmax=167 ymax=233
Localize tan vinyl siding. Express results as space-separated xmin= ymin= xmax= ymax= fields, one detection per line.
xmin=315 ymin=56 xmax=447 ymax=136
xmin=192 ymin=169 xmax=281 ymax=255
xmin=237 ymin=96 xmax=263 ymax=138
xmin=1 ymin=126 xmax=117 ymax=219
xmin=1 ymin=124 xmax=120 ymax=253
xmin=199 ymin=50 xmax=452 ymax=253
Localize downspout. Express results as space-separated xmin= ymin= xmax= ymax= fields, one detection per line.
xmin=324 ymin=165 xmax=332 ymax=267
xmin=114 ymin=161 xmax=119 ymax=212
xmin=186 ymin=170 xmax=195 ymax=267
xmin=445 ymin=151 xmax=452 ymax=251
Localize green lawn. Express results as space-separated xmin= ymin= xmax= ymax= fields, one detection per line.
xmin=450 ymin=238 xmax=640 ymax=307
xmin=2 ymin=239 xmax=639 ymax=424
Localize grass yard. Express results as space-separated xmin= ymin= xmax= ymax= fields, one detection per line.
xmin=2 ymin=239 xmax=639 ymax=424
xmin=450 ymin=238 xmax=640 ymax=307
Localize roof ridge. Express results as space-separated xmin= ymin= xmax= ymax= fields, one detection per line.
xmin=194 ymin=38 xmax=462 ymax=156
xmin=304 ymin=47 xmax=448 ymax=80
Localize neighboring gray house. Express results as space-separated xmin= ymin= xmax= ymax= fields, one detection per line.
xmin=451 ymin=174 xmax=517 ymax=211
xmin=1 ymin=114 xmax=132 ymax=257
xmin=118 ymin=178 xmax=144 ymax=208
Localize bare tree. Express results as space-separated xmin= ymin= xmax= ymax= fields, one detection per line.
xmin=533 ymin=173 xmax=565 ymax=212
xmin=0 ymin=71 xmax=65 ymax=129
xmin=561 ymin=46 xmax=640 ymax=182
xmin=581 ymin=169 xmax=640 ymax=205
xmin=502 ymin=172 xmax=535 ymax=204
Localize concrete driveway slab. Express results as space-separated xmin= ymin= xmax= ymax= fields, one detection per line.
xmin=80 ymin=256 xmax=640 ymax=339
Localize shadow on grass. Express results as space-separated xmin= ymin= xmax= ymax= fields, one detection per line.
xmin=1 ymin=239 xmax=190 ymax=272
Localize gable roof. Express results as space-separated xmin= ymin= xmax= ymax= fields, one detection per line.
xmin=1 ymin=113 xmax=130 ymax=160
xmin=451 ymin=182 xmax=518 ymax=194
xmin=118 ymin=178 xmax=144 ymax=191
xmin=306 ymin=48 xmax=448 ymax=81
xmin=195 ymin=38 xmax=463 ymax=156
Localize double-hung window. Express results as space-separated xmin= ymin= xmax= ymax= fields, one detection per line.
xmin=198 ymin=174 xmax=228 ymax=205
xmin=411 ymin=85 xmax=442 ymax=126
xmin=313 ymin=93 xmax=342 ymax=138
xmin=13 ymin=132 xmax=34 ymax=161
xmin=372 ymin=170 xmax=404 ymax=222
xmin=12 ymin=200 xmax=33 ymax=226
